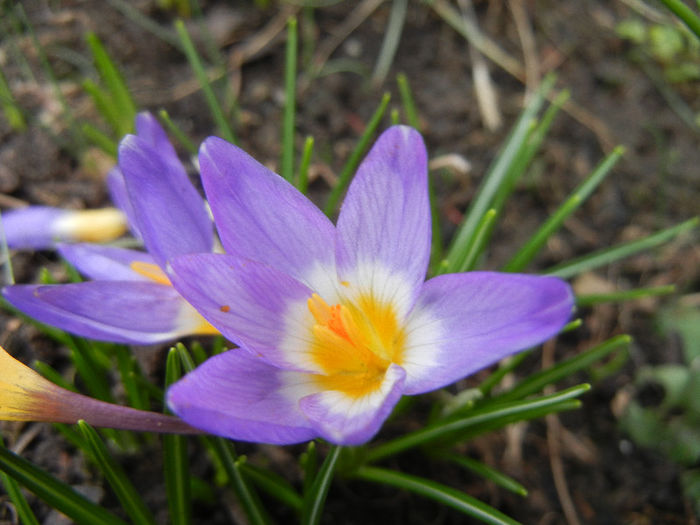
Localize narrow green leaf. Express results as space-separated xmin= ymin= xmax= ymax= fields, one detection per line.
xmin=78 ymin=421 xmax=157 ymax=525
xmin=355 ymin=466 xmax=520 ymax=525
xmin=158 ymin=110 xmax=197 ymax=155
xmin=164 ymin=348 xmax=191 ymax=525
xmin=0 ymin=443 xmax=127 ymax=525
xmin=371 ymin=0 xmax=408 ymax=86
xmin=396 ymin=72 xmax=420 ymax=129
xmin=576 ymin=285 xmax=676 ymax=307
xmin=441 ymin=453 xmax=528 ymax=496
xmin=86 ymin=32 xmax=136 ymax=137
xmin=0 ymin=438 xmax=39 ymax=525
xmin=297 ymin=135 xmax=314 ymax=194
xmin=301 ymin=440 xmax=318 ymax=497
xmin=444 ymin=75 xmax=556 ymax=273
xmin=205 ymin=439 xmax=270 ymax=525
xmin=82 ymin=79 xmax=123 ymax=139
xmin=451 ymin=208 xmax=497 ymax=272
xmin=282 ymin=16 xmax=298 ymax=183
xmin=175 ymin=19 xmax=236 ymax=144
xmin=33 ymin=360 xmax=78 ymax=392
xmin=81 ymin=122 xmax=118 ymax=157
xmin=114 ymin=346 xmax=148 ymax=410
xmin=367 ymin=384 xmax=588 ymax=463
xmin=543 ymin=217 xmax=698 ymax=279
xmin=497 ymin=335 xmax=631 ymax=403
xmin=239 ymin=462 xmax=303 ymax=512
xmin=323 ymin=93 xmax=391 ymax=216
xmin=301 ymin=445 xmax=342 ymax=525
xmin=657 ymin=0 xmax=700 ymax=39
xmin=503 ymin=145 xmax=625 ymax=272
xmin=0 ymin=66 xmax=26 ymax=131
xmin=176 ymin=343 xmax=269 ymax=525
xmin=476 ymin=352 xmax=532 ymax=398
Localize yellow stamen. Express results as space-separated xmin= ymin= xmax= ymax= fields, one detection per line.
xmin=57 ymin=208 xmax=128 ymax=243
xmin=307 ymin=291 xmax=405 ymax=398
xmin=129 ymin=261 xmax=172 ymax=285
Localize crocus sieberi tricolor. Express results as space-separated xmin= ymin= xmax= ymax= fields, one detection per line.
xmin=3 ymin=113 xmax=218 ymax=344
xmin=161 ymin=126 xmax=575 ymax=446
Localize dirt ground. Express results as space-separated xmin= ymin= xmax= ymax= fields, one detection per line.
xmin=0 ymin=1 xmax=699 ymax=524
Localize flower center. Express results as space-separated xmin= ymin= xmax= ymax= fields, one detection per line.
xmin=307 ymin=292 xmax=405 ymax=397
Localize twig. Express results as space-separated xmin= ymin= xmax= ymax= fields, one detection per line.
xmin=507 ymin=0 xmax=540 ymax=100
xmin=543 ymin=339 xmax=583 ymax=525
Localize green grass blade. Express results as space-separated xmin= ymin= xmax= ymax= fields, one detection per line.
xmin=85 ymin=32 xmax=136 ymax=137
xmin=371 ymin=0 xmax=408 ymax=86
xmin=0 ymin=443 xmax=127 ymax=525
xmin=206 ymin=439 xmax=270 ymax=525
xmin=444 ymin=75 xmax=556 ymax=273
xmin=104 ymin=0 xmax=181 ymax=50
xmin=503 ymin=145 xmax=625 ymax=272
xmin=477 ymin=352 xmax=531 ymax=398
xmin=396 ymin=73 xmax=419 ymax=128
xmin=440 ymin=453 xmax=527 ymax=496
xmin=455 ymin=208 xmax=497 ymax=272
xmin=366 ymin=384 xmax=588 ymax=463
xmin=0 ymin=439 xmax=39 ymax=525
xmin=497 ymin=335 xmax=631 ymax=403
xmin=301 ymin=445 xmax=342 ymax=525
xmin=576 ymin=285 xmax=676 ymax=307
xmin=282 ymin=16 xmax=298 ymax=183
xmin=543 ymin=217 xmax=698 ymax=279
xmin=323 ymin=93 xmax=391 ymax=216
xmin=158 ymin=110 xmax=197 ymax=155
xmin=297 ymin=135 xmax=314 ymax=194
xmin=33 ymin=360 xmax=79 ymax=392
xmin=239 ymin=463 xmax=303 ymax=512
xmin=355 ymin=466 xmax=520 ymax=525
xmin=301 ymin=440 xmax=318 ymax=497
xmin=163 ymin=348 xmax=191 ymax=525
xmin=657 ymin=0 xmax=700 ymax=39
xmin=175 ymin=19 xmax=236 ymax=144
xmin=0 ymin=66 xmax=26 ymax=131
xmin=114 ymin=346 xmax=149 ymax=411
xmin=175 ymin=343 xmax=269 ymax=525
xmin=81 ymin=122 xmax=118 ymax=156
xmin=78 ymin=421 xmax=157 ymax=525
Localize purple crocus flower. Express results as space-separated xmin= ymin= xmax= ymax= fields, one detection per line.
xmin=165 ymin=126 xmax=575 ymax=446
xmin=3 ymin=113 xmax=218 ymax=344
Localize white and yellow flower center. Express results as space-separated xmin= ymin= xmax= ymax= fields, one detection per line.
xmin=307 ymin=292 xmax=405 ymax=398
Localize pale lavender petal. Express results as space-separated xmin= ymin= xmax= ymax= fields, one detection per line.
xmin=400 ymin=273 xmax=574 ymax=394
xmin=3 ymin=281 xmax=201 ymax=344
xmin=118 ymin=135 xmax=212 ymax=268
xmin=58 ymin=243 xmax=155 ymax=282
xmin=167 ymin=350 xmax=316 ymax=445
xmin=169 ymin=253 xmax=321 ymax=373
xmin=335 ymin=126 xmax=430 ymax=309
xmin=106 ymin=168 xmax=142 ymax=239
xmin=299 ymin=364 xmax=406 ymax=445
xmin=134 ymin=112 xmax=179 ymax=169
xmin=198 ymin=137 xmax=335 ymax=289
xmin=1 ymin=207 xmax=68 ymax=249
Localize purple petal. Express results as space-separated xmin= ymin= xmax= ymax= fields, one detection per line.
xmin=1 ymin=207 xmax=68 ymax=249
xmin=134 ymin=112 xmax=179 ymax=169
xmin=1 ymin=206 xmax=127 ymax=249
xmin=198 ymin=137 xmax=336 ymax=290
xmin=335 ymin=126 xmax=430 ymax=309
xmin=58 ymin=243 xmax=155 ymax=281
xmin=170 ymin=253 xmax=321 ymax=373
xmin=167 ymin=350 xmax=316 ymax=444
xmin=400 ymin=272 xmax=574 ymax=394
xmin=106 ymin=168 xmax=142 ymax=239
xmin=3 ymin=281 xmax=206 ymax=344
xmin=118 ymin=135 xmax=212 ymax=268
xmin=299 ymin=364 xmax=406 ymax=445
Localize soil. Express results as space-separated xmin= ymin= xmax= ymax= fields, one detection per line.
xmin=0 ymin=1 xmax=698 ymax=524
